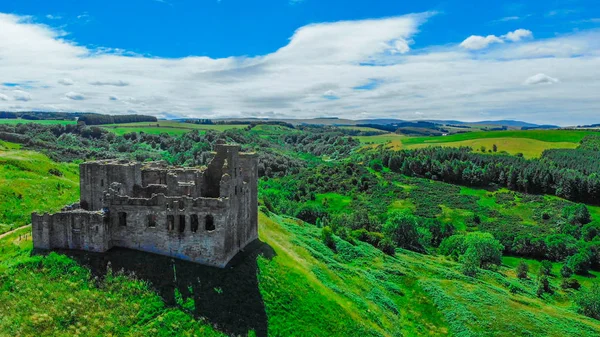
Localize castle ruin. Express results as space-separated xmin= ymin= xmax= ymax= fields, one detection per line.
xmin=32 ymin=144 xmax=258 ymax=268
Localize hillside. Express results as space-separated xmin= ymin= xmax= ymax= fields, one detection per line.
xmin=0 ymin=141 xmax=79 ymax=235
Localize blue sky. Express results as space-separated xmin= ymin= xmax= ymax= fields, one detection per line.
xmin=0 ymin=0 xmax=599 ymax=124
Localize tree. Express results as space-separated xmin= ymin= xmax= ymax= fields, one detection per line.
xmin=322 ymin=226 xmax=336 ymax=251
xmin=576 ymin=284 xmax=600 ymax=320
xmin=516 ymin=260 xmax=529 ymax=279
xmin=461 ymin=247 xmax=479 ymax=277
xmin=536 ymin=274 xmax=551 ymax=297
xmin=540 ymin=260 xmax=553 ymax=276
xmin=383 ymin=210 xmax=423 ymax=252
xmin=492 ymin=144 xmax=498 ymax=152
xmin=567 ymin=252 xmax=592 ymax=275
xmin=560 ymin=264 xmax=574 ymax=278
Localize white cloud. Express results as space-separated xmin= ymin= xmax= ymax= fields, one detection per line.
xmin=65 ymin=91 xmax=85 ymax=100
xmin=46 ymin=14 xmax=62 ymax=20
xmin=89 ymin=80 xmax=129 ymax=87
xmin=524 ymin=74 xmax=559 ymax=85
xmin=498 ymin=16 xmax=520 ymax=22
xmin=0 ymin=93 xmax=9 ymax=101
xmin=503 ymin=29 xmax=533 ymax=42
xmin=460 ymin=35 xmax=504 ymax=50
xmin=58 ymin=78 xmax=74 ymax=86
xmin=12 ymin=90 xmax=32 ymax=101
xmin=1 ymin=12 xmax=600 ymax=124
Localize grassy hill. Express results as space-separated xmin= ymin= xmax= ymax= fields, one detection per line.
xmin=1 ymin=140 xmax=599 ymax=336
xmin=2 ymin=211 xmax=599 ymax=336
xmin=0 ymin=141 xmax=79 ymax=235
xmin=101 ymin=121 xmax=247 ymax=136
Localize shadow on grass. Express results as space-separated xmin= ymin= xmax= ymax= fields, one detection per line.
xmin=47 ymin=239 xmax=275 ymax=337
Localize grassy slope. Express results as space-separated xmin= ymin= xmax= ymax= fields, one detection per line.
xmin=101 ymin=121 xmax=247 ymax=135
xmin=1 ymin=144 xmax=599 ymax=336
xmin=0 ymin=141 xmax=79 ymax=234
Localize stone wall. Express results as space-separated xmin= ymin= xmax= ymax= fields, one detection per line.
xmin=32 ymin=144 xmax=258 ymax=268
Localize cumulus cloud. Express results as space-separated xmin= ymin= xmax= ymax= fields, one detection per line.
xmin=89 ymin=80 xmax=129 ymax=87
xmin=65 ymin=91 xmax=85 ymax=100
xmin=58 ymin=78 xmax=74 ymax=86
xmin=460 ymin=35 xmax=504 ymax=50
xmin=0 ymin=12 xmax=600 ymax=124
xmin=503 ymin=29 xmax=533 ymax=42
xmin=13 ymin=90 xmax=32 ymax=101
xmin=0 ymin=93 xmax=9 ymax=101
xmin=524 ymin=73 xmax=560 ymax=85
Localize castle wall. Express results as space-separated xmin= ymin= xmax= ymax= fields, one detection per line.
xmin=32 ymin=144 xmax=259 ymax=268
xmin=107 ymin=194 xmax=236 ymax=267
xmin=80 ymin=161 xmax=142 ymax=211
xmin=32 ymin=211 xmax=109 ymax=252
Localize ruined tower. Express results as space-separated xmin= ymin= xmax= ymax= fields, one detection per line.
xmin=32 ymin=144 xmax=259 ymax=268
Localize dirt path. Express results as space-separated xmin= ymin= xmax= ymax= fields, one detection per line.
xmin=0 ymin=225 xmax=31 ymax=240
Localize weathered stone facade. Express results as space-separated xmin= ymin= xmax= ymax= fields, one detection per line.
xmin=32 ymin=144 xmax=258 ymax=268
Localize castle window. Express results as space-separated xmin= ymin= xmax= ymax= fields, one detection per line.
xmin=191 ymin=215 xmax=199 ymax=233
xmin=148 ymin=214 xmax=157 ymax=228
xmin=118 ymin=212 xmax=127 ymax=227
xmin=178 ymin=215 xmax=186 ymax=233
xmin=167 ymin=215 xmax=175 ymax=231
xmin=205 ymin=214 xmax=215 ymax=231
xmin=101 ymin=179 xmax=104 ymax=187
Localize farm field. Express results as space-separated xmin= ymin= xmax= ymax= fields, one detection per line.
xmin=0 ymin=119 xmax=76 ymax=125
xmin=357 ymin=129 xmax=598 ymax=157
xmin=101 ymin=121 xmax=247 ymax=135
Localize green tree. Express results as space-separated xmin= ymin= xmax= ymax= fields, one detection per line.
xmin=322 ymin=226 xmax=336 ymax=251
xmin=540 ymin=260 xmax=553 ymax=276
xmin=576 ymin=284 xmax=600 ymax=320
xmin=567 ymin=252 xmax=592 ymax=275
xmin=516 ymin=260 xmax=529 ymax=279
xmin=383 ymin=210 xmax=423 ymax=252
xmin=461 ymin=247 xmax=479 ymax=277
xmin=560 ymin=264 xmax=574 ymax=278
xmin=492 ymin=144 xmax=498 ymax=152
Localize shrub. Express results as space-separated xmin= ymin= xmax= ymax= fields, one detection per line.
xmin=561 ymin=278 xmax=581 ymax=290
xmin=560 ymin=264 xmax=574 ymax=278
xmin=567 ymin=252 xmax=592 ymax=275
xmin=540 ymin=260 xmax=552 ymax=276
xmin=383 ymin=210 xmax=423 ymax=252
xmin=322 ymin=226 xmax=336 ymax=251
xmin=461 ymin=247 xmax=479 ymax=277
xmin=379 ymin=238 xmax=396 ymax=256
xmin=536 ymin=274 xmax=551 ymax=297
xmin=48 ymin=168 xmax=63 ymax=177
xmin=516 ymin=260 xmax=529 ymax=279
xmin=576 ymin=284 xmax=600 ymax=320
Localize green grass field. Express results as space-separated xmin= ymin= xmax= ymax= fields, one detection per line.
xmin=0 ymin=142 xmax=79 ymax=234
xmin=357 ymin=129 xmax=599 ymax=158
xmin=101 ymin=121 xmax=247 ymax=135
xmin=0 ymin=119 xmax=76 ymax=125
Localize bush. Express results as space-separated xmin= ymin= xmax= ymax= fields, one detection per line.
xmin=383 ymin=210 xmax=423 ymax=252
xmin=560 ymin=264 xmax=574 ymax=278
xmin=322 ymin=226 xmax=336 ymax=251
xmin=540 ymin=260 xmax=552 ymax=276
xmin=48 ymin=168 xmax=63 ymax=177
xmin=536 ymin=274 xmax=551 ymax=297
xmin=561 ymin=278 xmax=581 ymax=290
xmin=516 ymin=260 xmax=529 ymax=279
xmin=379 ymin=238 xmax=396 ymax=256
xmin=567 ymin=252 xmax=592 ymax=275
xmin=461 ymin=247 xmax=479 ymax=277
xmin=576 ymin=284 xmax=600 ymax=320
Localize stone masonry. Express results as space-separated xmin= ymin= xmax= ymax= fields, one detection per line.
xmin=32 ymin=144 xmax=258 ymax=268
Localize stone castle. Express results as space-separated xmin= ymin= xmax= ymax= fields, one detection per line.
xmin=32 ymin=144 xmax=258 ymax=268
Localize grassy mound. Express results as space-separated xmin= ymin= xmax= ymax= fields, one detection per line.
xmin=0 ymin=142 xmax=79 ymax=234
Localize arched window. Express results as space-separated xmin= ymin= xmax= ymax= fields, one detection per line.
xmin=205 ymin=214 xmax=215 ymax=231
xmin=190 ymin=215 xmax=199 ymax=233
xmin=178 ymin=215 xmax=186 ymax=233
